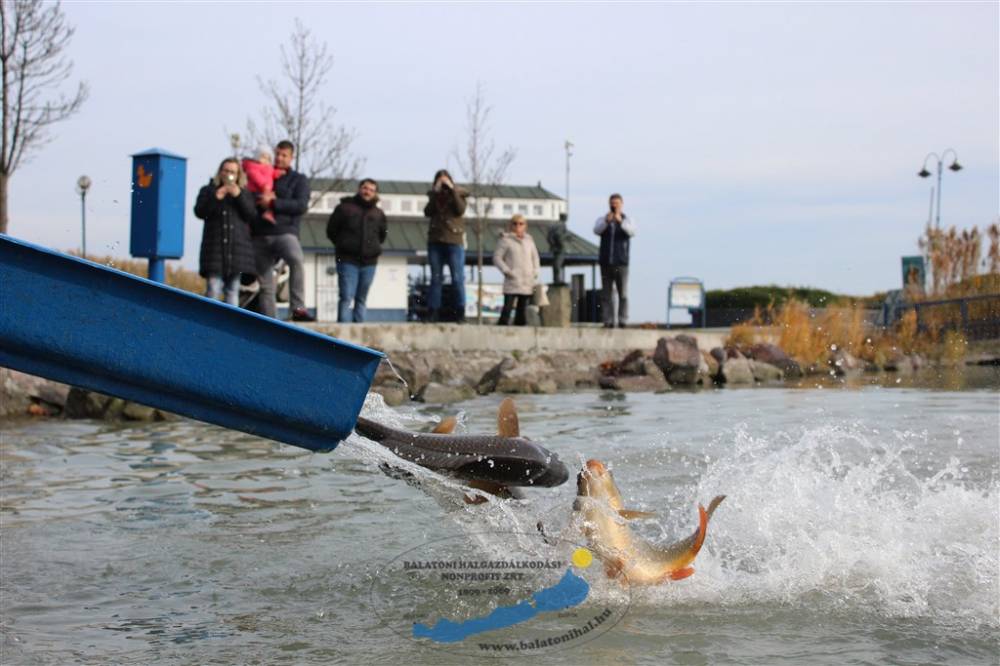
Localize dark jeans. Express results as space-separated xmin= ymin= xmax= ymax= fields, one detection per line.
xmin=428 ymin=242 xmax=465 ymax=313
xmin=252 ymin=233 xmax=306 ymax=318
xmin=498 ymin=293 xmax=531 ymax=326
xmin=336 ymin=260 xmax=377 ymax=323
xmin=600 ymin=264 xmax=629 ymax=326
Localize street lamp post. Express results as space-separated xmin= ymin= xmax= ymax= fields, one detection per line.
xmin=76 ymin=175 xmax=92 ymax=258
xmin=918 ymin=149 xmax=962 ymax=229
xmin=564 ymin=139 xmax=573 ymax=220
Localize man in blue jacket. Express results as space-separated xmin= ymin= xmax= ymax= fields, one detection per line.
xmin=251 ymin=140 xmax=314 ymax=321
xmin=593 ymin=193 xmax=636 ymax=328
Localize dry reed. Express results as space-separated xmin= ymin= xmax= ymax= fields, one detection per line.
xmin=68 ymin=251 xmax=206 ymax=295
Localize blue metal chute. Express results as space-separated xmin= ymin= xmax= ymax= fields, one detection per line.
xmin=0 ymin=235 xmax=383 ymax=452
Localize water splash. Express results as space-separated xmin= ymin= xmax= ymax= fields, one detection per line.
xmin=667 ymin=424 xmax=1000 ymax=630
xmin=349 ymin=399 xmax=998 ymax=630
xmin=379 ymin=356 xmax=412 ymax=399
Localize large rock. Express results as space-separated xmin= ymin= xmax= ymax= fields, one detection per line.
xmin=750 ymin=343 xmax=802 ymax=378
xmin=477 ymin=357 xmax=517 ymax=394
xmin=542 ymin=352 xmax=601 ymax=389
xmin=122 ymin=402 xmax=158 ymax=421
xmin=64 ymin=387 xmax=111 ymax=418
xmin=477 ymin=356 xmax=558 ymax=395
xmin=419 ymin=382 xmax=475 ymax=404
xmin=0 ymin=369 xmax=70 ymax=417
xmin=701 ymin=350 xmax=720 ymax=380
xmin=829 ymin=349 xmax=863 ymax=376
xmin=371 ymin=385 xmax=409 ymax=407
xmin=64 ymin=388 xmax=165 ymax=421
xmin=749 ymin=360 xmax=784 ymax=383
xmin=496 ymin=364 xmax=557 ymax=394
xmin=720 ymin=351 xmax=754 ymax=385
xmin=653 ymin=335 xmax=702 ymax=385
xmin=599 ymin=373 xmax=669 ymax=392
xmin=599 ymin=350 xmax=645 ymax=377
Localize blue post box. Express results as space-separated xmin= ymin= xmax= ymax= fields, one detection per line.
xmin=130 ymin=147 xmax=186 ymax=283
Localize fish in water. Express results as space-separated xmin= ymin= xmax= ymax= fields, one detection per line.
xmin=574 ymin=459 xmax=725 ymax=585
xmin=354 ymin=398 xmax=569 ymax=501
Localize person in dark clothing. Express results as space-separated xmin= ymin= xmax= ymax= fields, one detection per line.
xmin=593 ymin=193 xmax=637 ymax=328
xmin=193 ymin=158 xmax=257 ymax=306
xmin=424 ymin=168 xmax=469 ymax=323
xmin=326 ymin=178 xmax=388 ymax=323
xmin=250 ymin=140 xmax=314 ymax=321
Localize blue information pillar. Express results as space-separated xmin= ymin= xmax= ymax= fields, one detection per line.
xmin=130 ymin=148 xmax=186 ymax=283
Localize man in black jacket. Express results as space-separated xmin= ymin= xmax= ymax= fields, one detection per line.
xmin=251 ymin=140 xmax=314 ymax=321
xmin=326 ymin=178 xmax=388 ymax=323
xmin=593 ymin=193 xmax=637 ymax=328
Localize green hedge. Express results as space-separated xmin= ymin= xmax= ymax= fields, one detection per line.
xmin=704 ymin=286 xmax=848 ymax=310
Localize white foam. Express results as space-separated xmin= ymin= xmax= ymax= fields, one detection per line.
xmin=662 ymin=423 xmax=1000 ymax=630
xmin=350 ymin=395 xmax=999 ymax=630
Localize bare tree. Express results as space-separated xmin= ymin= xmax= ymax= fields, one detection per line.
xmin=247 ymin=19 xmax=361 ymax=196
xmin=453 ymin=82 xmax=516 ymax=324
xmin=0 ymin=0 xmax=87 ymax=234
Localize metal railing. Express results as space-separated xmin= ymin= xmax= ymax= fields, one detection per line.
xmin=887 ymin=293 xmax=1000 ymax=340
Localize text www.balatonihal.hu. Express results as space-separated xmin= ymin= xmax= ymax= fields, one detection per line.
xmin=477 ymin=608 xmax=613 ymax=652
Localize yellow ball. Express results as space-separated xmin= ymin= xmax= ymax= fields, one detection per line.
xmin=572 ymin=548 xmax=593 ymax=569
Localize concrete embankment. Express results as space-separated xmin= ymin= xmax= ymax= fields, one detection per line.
xmin=5 ymin=323 xmax=995 ymax=419
xmin=307 ymin=322 xmax=734 ymax=353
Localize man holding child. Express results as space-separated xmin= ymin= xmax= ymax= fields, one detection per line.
xmin=249 ymin=140 xmax=314 ymax=322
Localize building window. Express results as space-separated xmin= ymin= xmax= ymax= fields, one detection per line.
xmin=382 ymin=199 xmax=393 ymax=212
xmin=517 ymin=204 xmax=528 ymax=214
xmin=401 ymin=199 xmax=413 ymax=213
xmin=532 ymin=204 xmax=544 ymax=216
xmin=502 ymin=203 xmax=513 ymax=215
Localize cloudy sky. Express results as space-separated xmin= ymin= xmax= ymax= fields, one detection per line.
xmin=9 ymin=2 xmax=998 ymax=322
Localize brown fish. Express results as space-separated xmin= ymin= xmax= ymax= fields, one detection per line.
xmin=575 ymin=459 xmax=725 ymax=585
xmin=354 ymin=398 xmax=568 ymax=500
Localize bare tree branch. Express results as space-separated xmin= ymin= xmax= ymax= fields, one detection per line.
xmin=246 ymin=18 xmax=362 ymax=199
xmin=453 ymin=82 xmax=516 ymax=324
xmin=0 ymin=0 xmax=88 ymax=233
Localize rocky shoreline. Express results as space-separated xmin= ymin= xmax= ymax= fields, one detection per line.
xmin=5 ymin=334 xmax=989 ymax=422
xmin=366 ymin=334 xmax=944 ymax=406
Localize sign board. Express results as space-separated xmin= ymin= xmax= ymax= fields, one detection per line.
xmin=667 ymin=277 xmax=706 ymax=328
xmin=901 ymin=256 xmax=926 ymax=293
xmin=465 ymin=283 xmax=505 ymax=320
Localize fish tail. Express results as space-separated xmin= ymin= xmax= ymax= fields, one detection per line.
xmin=690 ymin=503 xmax=709 ymax=557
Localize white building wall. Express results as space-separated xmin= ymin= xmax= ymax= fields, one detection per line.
xmin=303 ymin=252 xmax=408 ymax=322
xmin=308 ymin=191 xmax=565 ymax=221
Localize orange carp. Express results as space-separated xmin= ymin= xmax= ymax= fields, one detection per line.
xmin=574 ymin=459 xmax=725 ymax=585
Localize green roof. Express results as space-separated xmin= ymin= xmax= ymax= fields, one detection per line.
xmin=300 ymin=215 xmax=598 ymax=265
xmin=309 ymin=179 xmax=564 ymax=201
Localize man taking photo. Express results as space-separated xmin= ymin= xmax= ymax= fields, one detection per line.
xmin=593 ymin=193 xmax=636 ymax=328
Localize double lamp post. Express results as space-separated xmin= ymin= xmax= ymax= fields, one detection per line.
xmin=917 ymin=149 xmax=962 ymax=230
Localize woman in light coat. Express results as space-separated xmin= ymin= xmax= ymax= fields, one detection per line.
xmin=493 ymin=214 xmax=540 ymax=326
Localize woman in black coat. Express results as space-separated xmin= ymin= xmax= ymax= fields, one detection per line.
xmin=193 ymin=158 xmax=257 ymax=306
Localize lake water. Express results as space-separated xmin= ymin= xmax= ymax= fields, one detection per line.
xmin=2 ymin=374 xmax=998 ymax=664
